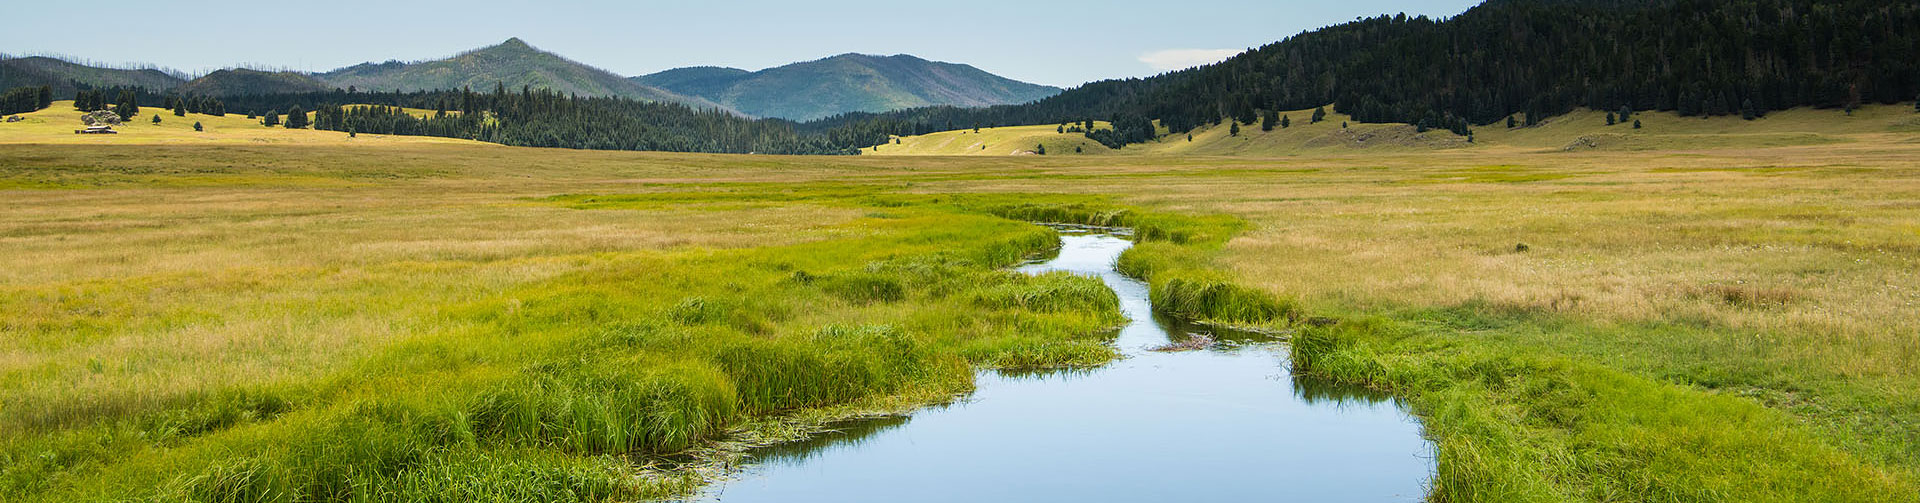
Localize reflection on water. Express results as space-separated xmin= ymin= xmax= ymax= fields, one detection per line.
xmin=748 ymin=415 xmax=914 ymax=466
xmin=690 ymin=229 xmax=1434 ymax=502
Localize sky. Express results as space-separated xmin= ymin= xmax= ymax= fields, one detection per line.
xmin=0 ymin=0 xmax=1480 ymax=88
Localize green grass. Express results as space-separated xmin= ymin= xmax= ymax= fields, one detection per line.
xmin=4 ymin=121 xmax=1919 ymax=502
xmin=0 ymin=181 xmax=1131 ymax=501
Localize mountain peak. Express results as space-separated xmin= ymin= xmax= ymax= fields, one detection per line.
xmin=312 ymin=39 xmax=736 ymax=113
xmin=636 ymin=53 xmax=1061 ymax=121
xmin=826 ymin=53 xmax=922 ymax=63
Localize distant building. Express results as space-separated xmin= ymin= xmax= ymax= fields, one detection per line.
xmin=77 ymin=125 xmax=117 ymax=134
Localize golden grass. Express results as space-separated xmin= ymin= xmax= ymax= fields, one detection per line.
xmin=0 ymin=100 xmax=486 ymax=147
xmin=875 ymin=104 xmax=1920 ymax=157
xmin=2 ymin=103 xmax=1919 ymax=499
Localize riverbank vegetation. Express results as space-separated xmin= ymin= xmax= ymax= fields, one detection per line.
xmin=3 ymin=130 xmax=1917 ymax=500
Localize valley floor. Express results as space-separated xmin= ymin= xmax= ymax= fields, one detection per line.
xmin=2 ymin=109 xmax=1918 ymax=501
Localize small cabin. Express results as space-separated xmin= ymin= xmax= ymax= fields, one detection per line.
xmin=76 ymin=125 xmax=117 ymax=134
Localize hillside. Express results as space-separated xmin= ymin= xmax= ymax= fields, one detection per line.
xmin=0 ymin=100 xmax=486 ymax=148
xmin=867 ymin=123 xmax=1115 ymax=156
xmin=872 ymin=103 xmax=1920 ymax=156
xmin=317 ymin=38 xmax=731 ymax=112
xmin=632 ymin=66 xmax=750 ymax=97
xmin=175 ymin=69 xmax=333 ymax=97
xmin=636 ymin=53 xmax=1060 ymax=121
xmin=0 ymin=56 xmax=185 ymax=96
xmin=823 ymin=0 xmax=1920 ymax=149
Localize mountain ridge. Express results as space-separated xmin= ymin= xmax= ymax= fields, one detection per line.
xmin=314 ymin=38 xmax=732 ymax=112
xmin=177 ymin=69 xmax=331 ymax=97
xmin=0 ymin=56 xmax=187 ymax=96
xmin=636 ymin=53 xmax=1060 ymax=121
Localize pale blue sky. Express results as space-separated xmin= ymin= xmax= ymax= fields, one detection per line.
xmin=1 ymin=0 xmax=1479 ymax=87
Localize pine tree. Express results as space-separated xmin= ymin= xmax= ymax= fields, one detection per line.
xmin=1312 ymin=106 xmax=1327 ymax=123
xmin=1035 ymin=143 xmax=1046 ymax=155
xmin=1633 ymin=119 xmax=1642 ymax=129
xmin=1260 ymin=109 xmax=1278 ymax=131
xmin=36 ymin=87 xmax=52 ymax=109
xmin=1281 ymin=115 xmax=1291 ymax=128
xmin=112 ymin=91 xmax=138 ymax=121
xmin=1507 ymin=116 xmax=1518 ymax=128
xmin=285 ymin=105 xmax=307 ymax=129
xmin=1617 ymin=106 xmax=1632 ymax=122
xmin=1606 ymin=112 xmax=1616 ymax=125
xmin=173 ymin=102 xmax=186 ymax=117
xmin=1229 ymin=121 xmax=1241 ymax=137
xmin=1741 ymin=99 xmax=1758 ymax=120
xmin=263 ymin=110 xmax=280 ymax=127
xmin=151 ymin=114 xmax=161 ymax=124
xmin=193 ymin=121 xmax=203 ymax=132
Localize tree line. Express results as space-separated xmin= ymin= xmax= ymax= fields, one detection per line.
xmin=25 ymin=0 xmax=1915 ymax=153
xmin=222 ymin=85 xmax=863 ymax=154
xmin=0 ymin=86 xmax=53 ymax=115
xmin=813 ymin=0 xmax=1920 ymax=148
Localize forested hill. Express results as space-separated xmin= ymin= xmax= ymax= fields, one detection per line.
xmin=177 ymin=69 xmax=332 ymax=97
xmin=816 ymin=0 xmax=1920 ymax=146
xmin=0 ymin=56 xmax=186 ymax=97
xmin=316 ymin=38 xmax=732 ymax=113
xmin=635 ymin=54 xmax=1061 ymax=121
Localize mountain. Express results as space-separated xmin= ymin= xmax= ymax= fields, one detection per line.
xmin=635 ymin=53 xmax=1061 ymax=121
xmin=0 ymin=56 xmax=186 ymax=96
xmin=176 ymin=69 xmax=332 ymax=97
xmin=814 ymin=0 xmax=1920 ymax=148
xmin=316 ymin=38 xmax=730 ymax=112
xmin=634 ymin=67 xmax=751 ymax=97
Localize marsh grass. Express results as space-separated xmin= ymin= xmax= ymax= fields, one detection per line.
xmin=0 ymin=179 xmax=1135 ymax=501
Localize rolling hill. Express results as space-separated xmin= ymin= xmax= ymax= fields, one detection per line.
xmin=316 ymin=38 xmax=730 ymax=112
xmin=176 ymin=69 xmax=333 ymax=97
xmin=635 ymin=53 xmax=1061 ymax=121
xmin=0 ymin=56 xmax=186 ymax=96
xmin=869 ymin=103 xmax=1920 ymax=157
xmin=821 ymin=0 xmax=1920 ymax=150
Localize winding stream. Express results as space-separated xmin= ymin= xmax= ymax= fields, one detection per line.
xmin=691 ymin=228 xmax=1434 ymax=501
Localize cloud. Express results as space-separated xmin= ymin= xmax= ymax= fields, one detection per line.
xmin=1137 ymin=49 xmax=1242 ymax=72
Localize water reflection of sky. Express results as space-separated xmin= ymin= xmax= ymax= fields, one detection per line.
xmin=693 ymin=231 xmax=1434 ymax=503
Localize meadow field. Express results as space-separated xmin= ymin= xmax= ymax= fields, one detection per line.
xmin=2 ymin=103 xmax=1918 ymax=501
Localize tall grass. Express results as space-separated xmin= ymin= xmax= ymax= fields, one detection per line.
xmin=2 ymin=186 xmax=1132 ymax=501
xmin=7 ymin=136 xmax=1920 ymax=501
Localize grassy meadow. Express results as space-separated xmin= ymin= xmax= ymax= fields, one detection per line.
xmin=2 ymin=103 xmax=1919 ymax=501
xmin=0 ymin=101 xmax=482 ymax=148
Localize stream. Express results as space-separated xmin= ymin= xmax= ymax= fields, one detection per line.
xmin=689 ymin=227 xmax=1434 ymax=501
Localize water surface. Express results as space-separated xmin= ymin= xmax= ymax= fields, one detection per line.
xmin=691 ymin=229 xmax=1433 ymax=502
